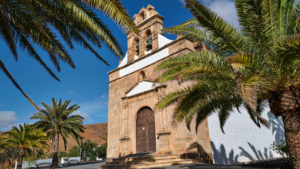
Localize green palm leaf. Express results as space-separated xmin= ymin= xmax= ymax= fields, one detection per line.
xmin=31 ymin=98 xmax=84 ymax=168
xmin=185 ymin=0 xmax=249 ymax=53
xmin=158 ymin=1 xmax=299 ymax=167
xmin=0 ymin=124 xmax=49 ymax=169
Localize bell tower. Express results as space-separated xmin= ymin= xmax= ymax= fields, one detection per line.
xmin=126 ymin=5 xmax=164 ymax=64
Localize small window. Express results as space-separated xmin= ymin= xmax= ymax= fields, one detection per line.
xmin=139 ymin=71 xmax=145 ymax=81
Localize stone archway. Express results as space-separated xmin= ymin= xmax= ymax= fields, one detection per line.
xmin=136 ymin=107 xmax=156 ymax=153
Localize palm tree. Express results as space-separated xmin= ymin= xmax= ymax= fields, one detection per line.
xmin=0 ymin=124 xmax=49 ymax=169
xmin=0 ymin=0 xmax=137 ymax=111
xmin=157 ymin=0 xmax=300 ymax=168
xmin=31 ymin=98 xmax=84 ymax=168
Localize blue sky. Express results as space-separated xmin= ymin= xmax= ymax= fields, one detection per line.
xmin=0 ymin=0 xmax=239 ymax=131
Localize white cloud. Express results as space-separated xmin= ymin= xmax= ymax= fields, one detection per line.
xmin=76 ymin=95 xmax=108 ymax=124
xmin=206 ymin=0 xmax=239 ymax=28
xmin=0 ymin=111 xmax=18 ymax=131
xmin=34 ymin=95 xmax=107 ymax=124
xmin=180 ymin=0 xmax=239 ymax=28
xmin=179 ymin=0 xmax=185 ymax=4
xmin=93 ymin=94 xmax=107 ymax=100
xmin=79 ymin=99 xmax=107 ymax=113
xmin=73 ymin=110 xmax=91 ymax=122
xmin=68 ymin=91 xmax=74 ymax=95
xmin=99 ymin=94 xmax=107 ymax=99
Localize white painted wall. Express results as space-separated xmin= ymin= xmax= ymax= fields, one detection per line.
xmin=145 ymin=50 xmax=152 ymax=55
xmin=118 ymin=52 xmax=128 ymax=68
xmin=126 ymin=81 xmax=161 ymax=97
xmin=119 ymin=47 xmax=169 ymax=77
xmin=158 ymin=34 xmax=173 ymax=48
xmin=207 ymin=107 xmax=285 ymax=164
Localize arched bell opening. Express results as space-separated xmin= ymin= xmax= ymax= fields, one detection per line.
xmin=134 ymin=38 xmax=140 ymax=56
xmin=145 ymin=30 xmax=152 ymax=51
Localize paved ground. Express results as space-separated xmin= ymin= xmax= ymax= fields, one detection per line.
xmin=153 ymin=164 xmax=276 ymax=169
xmin=61 ymin=162 xmax=105 ymax=169
xmin=60 ymin=163 xmax=283 ymax=169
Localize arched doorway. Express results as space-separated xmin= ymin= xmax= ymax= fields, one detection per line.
xmin=136 ymin=107 xmax=156 ymax=153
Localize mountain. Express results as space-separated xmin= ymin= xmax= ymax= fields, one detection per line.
xmin=57 ymin=123 xmax=108 ymax=151
xmin=0 ymin=123 xmax=107 ymax=152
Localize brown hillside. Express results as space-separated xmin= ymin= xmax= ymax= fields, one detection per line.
xmin=0 ymin=123 xmax=107 ymax=152
xmin=56 ymin=123 xmax=107 ymax=152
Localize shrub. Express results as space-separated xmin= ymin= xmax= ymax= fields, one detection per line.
xmin=271 ymin=140 xmax=289 ymax=158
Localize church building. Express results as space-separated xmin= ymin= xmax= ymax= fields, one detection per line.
xmin=107 ymin=5 xmax=283 ymax=166
xmin=107 ymin=5 xmax=212 ymax=159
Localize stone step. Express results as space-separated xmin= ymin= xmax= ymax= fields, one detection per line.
xmin=100 ymin=157 xmax=195 ymax=169
xmin=131 ymin=159 xmax=194 ymax=168
xmin=109 ymin=158 xmax=181 ymax=165
xmin=106 ymin=158 xmax=189 ymax=166
xmin=111 ymin=155 xmax=178 ymax=163
xmin=112 ymin=155 xmax=178 ymax=162
xmin=101 ymin=161 xmax=194 ymax=169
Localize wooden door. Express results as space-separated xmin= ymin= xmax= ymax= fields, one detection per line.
xmin=136 ymin=107 xmax=156 ymax=153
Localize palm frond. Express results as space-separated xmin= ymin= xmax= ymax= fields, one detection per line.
xmin=157 ymin=50 xmax=233 ymax=83
xmin=260 ymin=0 xmax=290 ymax=49
xmin=0 ymin=14 xmax=17 ymax=59
xmin=290 ymin=1 xmax=300 ymax=34
xmin=0 ymin=124 xmax=49 ymax=153
xmin=227 ymin=52 xmax=259 ymax=72
xmin=185 ymin=0 xmax=249 ymax=54
xmin=15 ymin=30 xmax=60 ymax=81
xmin=31 ymin=98 xmax=84 ymax=154
xmin=156 ymin=90 xmax=185 ymax=110
xmin=164 ymin=19 xmax=210 ymax=42
xmin=0 ymin=0 xmax=137 ymax=109
xmin=62 ymin=1 xmax=123 ymax=57
xmin=158 ymin=0 xmax=299 ymax=137
xmin=276 ymin=35 xmax=300 ymax=82
xmin=82 ymin=0 xmax=138 ymax=33
xmin=0 ymin=60 xmax=40 ymax=111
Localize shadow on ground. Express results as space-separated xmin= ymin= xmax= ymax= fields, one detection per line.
xmin=152 ymin=158 xmax=292 ymax=169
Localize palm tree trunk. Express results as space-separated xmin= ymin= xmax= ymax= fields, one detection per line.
xmin=16 ymin=148 xmax=25 ymax=169
xmin=52 ymin=133 xmax=59 ymax=168
xmin=281 ymin=112 xmax=300 ymax=169
xmin=269 ymin=88 xmax=300 ymax=169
